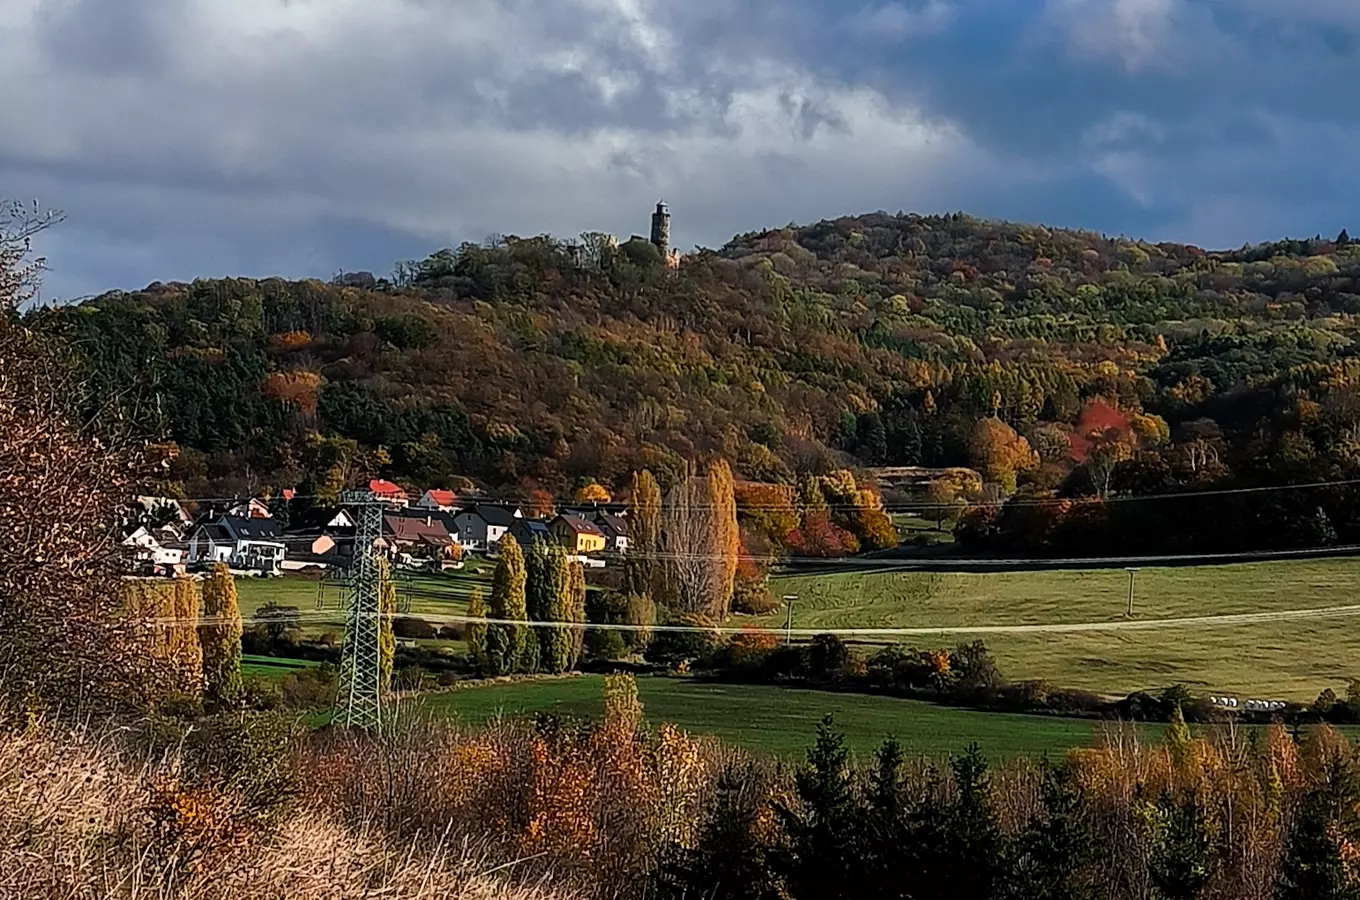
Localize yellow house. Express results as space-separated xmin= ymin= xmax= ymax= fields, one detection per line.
xmin=550 ymin=514 xmax=608 ymax=555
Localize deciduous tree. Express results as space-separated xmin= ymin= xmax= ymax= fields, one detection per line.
xmin=200 ymin=562 xmax=244 ymax=708
xmin=486 ymin=536 xmax=529 ymax=675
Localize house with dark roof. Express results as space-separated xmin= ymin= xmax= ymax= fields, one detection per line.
xmin=550 ymin=514 xmax=608 ymax=555
xmin=453 ymin=504 xmax=522 ymax=551
xmin=283 ymin=507 xmax=356 ymax=569
xmin=592 ymin=512 xmax=629 ymax=553
xmin=510 ymin=518 xmax=553 ymax=549
xmin=187 ymin=515 xmax=287 ymax=574
xmin=379 ymin=510 xmax=458 ymax=560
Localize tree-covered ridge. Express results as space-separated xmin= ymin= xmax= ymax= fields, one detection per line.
xmin=28 ymin=212 xmax=1360 ymax=514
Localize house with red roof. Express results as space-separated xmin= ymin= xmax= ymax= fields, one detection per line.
xmin=368 ymin=478 xmax=410 ymax=507
xmin=416 ymin=488 xmax=459 ymax=512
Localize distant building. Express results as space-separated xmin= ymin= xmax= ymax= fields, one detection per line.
xmin=453 ymin=504 xmax=520 ymax=551
xmin=187 ymin=515 xmax=287 ymax=574
xmin=592 ymin=512 xmax=629 ymax=553
xmin=649 ymin=200 xmax=681 ymax=269
xmin=510 ymin=518 xmax=554 ymax=549
xmin=416 ymin=488 xmax=459 ymax=512
xmin=368 ymin=479 xmax=410 ymax=507
xmin=550 ymin=514 xmax=608 ymax=555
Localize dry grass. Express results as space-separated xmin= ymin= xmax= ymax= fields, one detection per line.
xmin=0 ymin=717 xmax=570 ymax=900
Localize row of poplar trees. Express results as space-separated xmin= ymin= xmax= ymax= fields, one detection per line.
xmin=124 ymin=562 xmax=245 ymax=709
xmin=466 ymin=537 xmax=588 ymax=676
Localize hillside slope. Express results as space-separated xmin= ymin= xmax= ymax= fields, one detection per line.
xmin=29 ymin=213 xmax=1360 ymax=525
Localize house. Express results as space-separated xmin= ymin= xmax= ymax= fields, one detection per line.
xmin=510 ymin=518 xmax=553 ymax=549
xmin=227 ymin=497 xmax=273 ymax=519
xmin=592 ymin=512 xmax=629 ymax=553
xmin=121 ymin=525 xmax=188 ymax=574
xmin=378 ymin=510 xmax=458 ymax=560
xmin=368 ymin=479 xmax=410 ymax=507
xmin=453 ymin=504 xmax=520 ymax=551
xmin=284 ymin=507 xmax=356 ymax=568
xmin=416 ymin=489 xmax=459 ymax=512
xmin=550 ymin=514 xmax=608 ymax=555
xmin=187 ymin=515 xmax=287 ymax=574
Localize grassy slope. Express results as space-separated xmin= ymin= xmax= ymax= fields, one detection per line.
xmin=757 ymin=559 xmax=1360 ymax=700
xmin=418 ymin=675 xmax=1134 ymax=759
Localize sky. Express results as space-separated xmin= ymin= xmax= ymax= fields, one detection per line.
xmin=1 ymin=0 xmax=1357 ymax=302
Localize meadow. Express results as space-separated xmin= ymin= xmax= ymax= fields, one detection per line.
xmin=416 ymin=673 xmax=1141 ymax=758
xmin=232 ymin=555 xmax=1360 ymax=702
xmin=758 ymin=558 xmax=1360 ymax=701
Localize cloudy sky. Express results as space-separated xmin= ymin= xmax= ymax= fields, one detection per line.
xmin=2 ymin=0 xmax=1357 ymax=301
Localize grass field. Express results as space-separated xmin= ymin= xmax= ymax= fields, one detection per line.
xmin=756 ymin=559 xmax=1360 ymax=701
xmin=418 ymin=674 xmax=1140 ymax=758
xmin=240 ymin=654 xmax=319 ymax=680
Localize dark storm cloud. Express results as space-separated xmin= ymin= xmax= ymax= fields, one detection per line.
xmin=1 ymin=0 xmax=1356 ymax=301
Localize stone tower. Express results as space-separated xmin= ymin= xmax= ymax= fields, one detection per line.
xmin=649 ymin=200 xmax=670 ymax=255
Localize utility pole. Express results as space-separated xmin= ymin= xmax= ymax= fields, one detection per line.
xmin=1125 ymin=567 xmax=1140 ymax=618
xmin=336 ymin=492 xmax=385 ymax=730
xmin=783 ymin=595 xmax=797 ymax=645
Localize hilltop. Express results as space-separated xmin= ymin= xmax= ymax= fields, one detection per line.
xmin=27 ymin=212 xmax=1360 ymax=547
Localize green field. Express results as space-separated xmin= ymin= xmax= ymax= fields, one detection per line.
xmin=757 ymin=559 xmax=1360 ymax=701
xmin=241 ymin=654 xmax=319 ymax=680
xmin=418 ymin=674 xmax=1136 ymax=758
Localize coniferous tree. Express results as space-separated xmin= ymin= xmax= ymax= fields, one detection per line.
xmin=863 ymin=738 xmax=910 ymax=899
xmin=777 ymin=715 xmax=859 ymax=900
xmin=486 ymin=536 xmax=529 ymax=675
xmin=1277 ymin=756 xmax=1360 ymax=900
xmin=1006 ymin=761 xmax=1098 ymax=900
xmin=1147 ymin=790 xmax=1214 ymax=900
xmin=199 ymin=562 xmax=243 ymax=709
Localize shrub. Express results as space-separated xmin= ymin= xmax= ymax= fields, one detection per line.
xmin=392 ymin=617 xmax=438 ymax=640
xmin=648 ymin=613 xmax=722 ymax=666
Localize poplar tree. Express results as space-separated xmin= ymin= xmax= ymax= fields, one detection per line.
xmin=486 ymin=536 xmax=529 ymax=676
xmin=379 ymin=558 xmax=397 ymax=689
xmin=528 ymin=538 xmax=573 ymax=673
xmin=567 ymin=560 xmax=587 ymax=669
xmin=708 ymin=459 xmax=739 ymax=620
xmin=627 ymin=469 xmax=663 ymax=600
xmin=465 ymin=587 xmax=488 ymax=672
xmin=199 ymin=562 xmax=243 ymax=708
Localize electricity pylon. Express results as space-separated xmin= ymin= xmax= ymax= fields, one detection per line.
xmin=336 ymin=492 xmax=385 ymax=729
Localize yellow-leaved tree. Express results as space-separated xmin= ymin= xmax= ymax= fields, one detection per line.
xmin=199 ymin=562 xmax=243 ymax=709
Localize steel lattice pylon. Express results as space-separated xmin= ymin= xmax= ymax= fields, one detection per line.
xmin=336 ymin=494 xmax=385 ymax=729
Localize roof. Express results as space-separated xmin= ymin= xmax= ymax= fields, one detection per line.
xmin=594 ymin=513 xmax=628 ymax=537
xmin=555 ymin=514 xmax=605 ymax=536
xmin=383 ymin=512 xmax=453 ymax=545
xmin=368 ymin=478 xmax=408 ymax=498
xmin=467 ymin=504 xmax=517 ymax=527
xmin=422 ymin=489 xmax=457 ymax=507
xmin=194 ymin=522 xmax=233 ymax=543
xmin=289 ymin=506 xmax=353 ymax=532
xmin=513 ymin=519 xmax=553 ymax=538
xmin=219 ymin=516 xmax=284 ymax=542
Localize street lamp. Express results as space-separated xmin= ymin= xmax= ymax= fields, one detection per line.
xmin=1125 ymin=567 xmax=1140 ymax=618
xmin=782 ymin=595 xmax=797 ymax=644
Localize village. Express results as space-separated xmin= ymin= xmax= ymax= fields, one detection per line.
xmin=119 ymin=479 xmax=628 ymax=579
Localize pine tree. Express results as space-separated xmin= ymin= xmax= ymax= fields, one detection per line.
xmin=379 ymin=557 xmax=397 ymax=688
xmin=1147 ymin=791 xmax=1214 ymax=900
xmin=777 ymin=715 xmax=860 ymax=900
xmin=1005 ymin=761 xmax=1097 ymax=900
xmin=199 ymin=562 xmax=243 ymax=709
xmin=465 ymin=587 xmax=488 ymax=672
xmin=1277 ymin=757 xmax=1360 ymax=900
xmin=486 ymin=536 xmax=529 ymax=676
xmin=863 ymin=738 xmax=909 ymax=897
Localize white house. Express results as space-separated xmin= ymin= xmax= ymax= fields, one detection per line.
xmin=132 ymin=496 xmax=192 ymax=526
xmin=416 ymin=489 xmax=459 ymax=512
xmin=227 ymin=497 xmax=273 ymax=519
xmin=452 ymin=504 xmax=519 ymax=551
xmin=121 ymin=525 xmax=187 ymax=571
xmin=592 ymin=512 xmax=629 ymax=553
xmin=187 ymin=515 xmax=287 ymax=574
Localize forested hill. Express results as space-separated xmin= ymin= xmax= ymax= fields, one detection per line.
xmin=28 ymin=211 xmax=1360 ymax=520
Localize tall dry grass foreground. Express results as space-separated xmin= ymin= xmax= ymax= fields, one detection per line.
xmin=0 ymin=715 xmax=570 ymax=900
